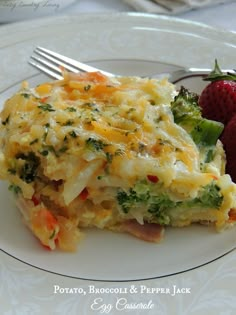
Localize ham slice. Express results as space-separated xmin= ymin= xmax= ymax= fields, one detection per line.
xmin=121 ymin=220 xmax=164 ymax=242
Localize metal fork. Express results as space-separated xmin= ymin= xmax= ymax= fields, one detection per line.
xmin=29 ymin=46 xmax=232 ymax=84
xmin=29 ymin=46 xmax=114 ymax=80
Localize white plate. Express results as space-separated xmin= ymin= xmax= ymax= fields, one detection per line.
xmin=0 ymin=13 xmax=236 ymax=282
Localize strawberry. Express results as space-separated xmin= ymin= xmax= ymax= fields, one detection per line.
xmin=199 ymin=60 xmax=236 ymax=125
xmin=221 ymin=114 xmax=236 ymax=182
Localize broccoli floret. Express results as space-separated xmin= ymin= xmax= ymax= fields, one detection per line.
xmin=116 ymin=183 xmax=174 ymax=224
xmin=171 ymin=86 xmax=223 ymax=147
xmin=117 ymin=185 xmax=150 ymax=213
xmin=148 ymin=194 xmax=176 ymax=213
xmin=116 ymin=179 xmax=223 ymax=226
xmin=190 ymin=118 xmax=224 ymax=146
xmin=188 ymin=181 xmax=223 ymax=209
xmin=117 ymin=189 xmax=139 ymax=213
xmin=148 ymin=194 xmax=176 ymax=224
xmin=171 ymin=86 xmax=201 ymax=125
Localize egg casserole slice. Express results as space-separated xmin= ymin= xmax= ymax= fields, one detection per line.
xmin=0 ymin=71 xmax=236 ymax=251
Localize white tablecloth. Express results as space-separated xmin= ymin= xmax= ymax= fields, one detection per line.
xmin=61 ymin=0 xmax=236 ymax=31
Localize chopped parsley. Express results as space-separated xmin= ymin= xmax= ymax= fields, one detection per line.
xmin=63 ymin=120 xmax=74 ymax=126
xmin=65 ymin=107 xmax=76 ymax=112
xmin=39 ymin=145 xmax=68 ymax=157
xmin=38 ymin=103 xmax=55 ymax=112
xmin=2 ymin=115 xmax=10 ymax=125
xmin=30 ymin=138 xmax=39 ymax=145
xmin=21 ymin=93 xmax=31 ymax=99
xmin=114 ymin=148 xmax=125 ymax=156
xmin=105 ymin=152 xmax=113 ymax=163
xmin=85 ymin=137 xmax=108 ymax=151
xmin=8 ymin=184 xmax=22 ymax=195
xmin=69 ymin=130 xmax=77 ymax=138
xmin=7 ymin=168 xmax=16 ymax=175
xmin=97 ymin=175 xmax=105 ymax=180
xmin=15 ymin=152 xmax=40 ymax=183
xmin=84 ymin=84 xmax=91 ymax=91
xmin=58 ymin=146 xmax=68 ymax=154
xmin=102 ymin=150 xmax=121 ymax=171
xmin=39 ymin=149 xmax=49 ymax=156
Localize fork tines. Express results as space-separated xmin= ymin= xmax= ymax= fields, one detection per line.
xmin=29 ymin=46 xmax=112 ymax=80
